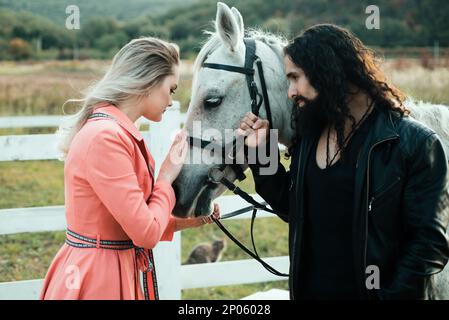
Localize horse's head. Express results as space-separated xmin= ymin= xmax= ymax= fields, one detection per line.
xmin=172 ymin=2 xmax=292 ymax=217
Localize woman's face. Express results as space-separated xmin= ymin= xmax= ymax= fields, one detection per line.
xmin=284 ymin=55 xmax=318 ymax=107
xmin=141 ymin=65 xmax=180 ymax=122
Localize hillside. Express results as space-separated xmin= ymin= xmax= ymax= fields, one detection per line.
xmin=0 ymin=0 xmax=198 ymax=23
xmin=0 ymin=0 xmax=448 ymax=60
xmin=157 ymin=0 xmax=449 ymax=47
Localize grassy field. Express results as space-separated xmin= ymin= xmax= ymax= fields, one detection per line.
xmin=382 ymin=58 xmax=449 ymax=105
xmin=0 ymin=57 xmax=448 ymax=299
xmin=0 ymin=60 xmax=194 ymax=116
xmin=0 ymin=58 xmax=448 ymax=116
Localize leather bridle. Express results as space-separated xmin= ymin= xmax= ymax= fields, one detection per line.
xmin=186 ymin=38 xmax=288 ymax=277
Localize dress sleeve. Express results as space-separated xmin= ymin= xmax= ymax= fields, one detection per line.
xmin=84 ymin=128 xmax=176 ymax=248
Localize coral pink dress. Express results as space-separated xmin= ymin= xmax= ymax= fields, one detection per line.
xmin=40 ymin=103 xmax=176 ymax=300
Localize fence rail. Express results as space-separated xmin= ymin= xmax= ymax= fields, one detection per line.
xmin=0 ymin=103 xmax=289 ymax=300
xmin=0 ymin=113 xmax=187 ymax=129
xmin=0 ymin=115 xmax=63 ymax=128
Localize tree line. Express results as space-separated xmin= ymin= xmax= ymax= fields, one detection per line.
xmin=0 ymin=0 xmax=447 ymax=60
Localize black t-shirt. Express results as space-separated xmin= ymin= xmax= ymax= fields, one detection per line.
xmin=299 ymin=109 xmax=378 ymax=299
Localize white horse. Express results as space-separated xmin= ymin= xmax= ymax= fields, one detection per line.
xmin=172 ymin=2 xmax=449 ymax=298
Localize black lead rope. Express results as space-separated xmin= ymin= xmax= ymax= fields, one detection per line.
xmin=255 ymin=59 xmax=273 ymax=130
xmin=213 ymin=213 xmax=288 ymax=277
xmin=209 ymin=169 xmax=288 ymax=277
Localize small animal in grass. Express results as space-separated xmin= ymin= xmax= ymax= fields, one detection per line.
xmin=185 ymin=238 xmax=227 ymax=264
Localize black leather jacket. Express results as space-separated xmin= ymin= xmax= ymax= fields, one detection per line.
xmin=250 ymin=108 xmax=449 ymax=299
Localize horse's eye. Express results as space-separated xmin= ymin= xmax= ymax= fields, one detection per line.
xmin=204 ymin=96 xmax=223 ymax=109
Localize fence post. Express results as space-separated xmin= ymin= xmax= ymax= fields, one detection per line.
xmin=146 ymin=101 xmax=182 ymax=177
xmin=144 ymin=102 xmax=182 ymax=299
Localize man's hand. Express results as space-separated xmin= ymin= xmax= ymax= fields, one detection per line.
xmin=237 ymin=112 xmax=270 ymax=148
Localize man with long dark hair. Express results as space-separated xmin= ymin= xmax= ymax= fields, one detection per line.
xmin=238 ymin=24 xmax=449 ymax=299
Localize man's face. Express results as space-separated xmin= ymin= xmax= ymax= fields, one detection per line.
xmin=284 ymin=54 xmax=318 ymax=107
xmin=284 ymin=54 xmax=330 ymax=134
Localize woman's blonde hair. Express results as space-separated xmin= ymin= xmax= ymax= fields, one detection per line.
xmin=56 ymin=37 xmax=179 ymax=159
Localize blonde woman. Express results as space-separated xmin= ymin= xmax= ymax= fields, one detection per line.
xmin=40 ymin=37 xmax=220 ymax=300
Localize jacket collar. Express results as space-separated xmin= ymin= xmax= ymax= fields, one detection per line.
xmin=92 ymin=103 xmax=144 ymax=141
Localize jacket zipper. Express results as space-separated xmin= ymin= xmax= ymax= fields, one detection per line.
xmin=362 ymin=136 xmax=399 ymax=299
xmin=368 ymin=176 xmax=402 ymax=213
xmin=291 ymin=150 xmax=302 ymax=300
xmin=291 ymin=141 xmax=308 ymax=300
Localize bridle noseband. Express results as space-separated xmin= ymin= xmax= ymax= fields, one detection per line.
xmin=187 ymin=38 xmax=287 ymax=277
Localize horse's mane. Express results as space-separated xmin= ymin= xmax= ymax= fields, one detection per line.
xmin=246 ymin=29 xmax=288 ymax=60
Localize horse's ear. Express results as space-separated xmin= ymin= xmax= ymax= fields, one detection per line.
xmin=216 ymin=2 xmax=243 ymax=52
xmin=231 ymin=7 xmax=244 ymax=39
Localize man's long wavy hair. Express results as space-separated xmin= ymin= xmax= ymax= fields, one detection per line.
xmin=284 ymin=24 xmax=408 ymax=157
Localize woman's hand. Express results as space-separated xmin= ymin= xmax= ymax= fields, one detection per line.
xmin=236 ymin=112 xmax=270 ymax=148
xmin=174 ymin=203 xmax=221 ymax=231
xmin=158 ymin=130 xmax=188 ymax=184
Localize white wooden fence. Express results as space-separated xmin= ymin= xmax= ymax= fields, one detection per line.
xmin=0 ymin=102 xmax=289 ymax=300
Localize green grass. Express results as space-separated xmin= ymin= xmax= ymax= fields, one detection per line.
xmin=0 ymin=160 xmax=64 ymax=209
xmin=0 ymin=231 xmax=66 ymax=282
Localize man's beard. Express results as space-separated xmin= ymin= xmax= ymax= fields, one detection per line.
xmin=292 ymin=94 xmax=328 ymax=136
